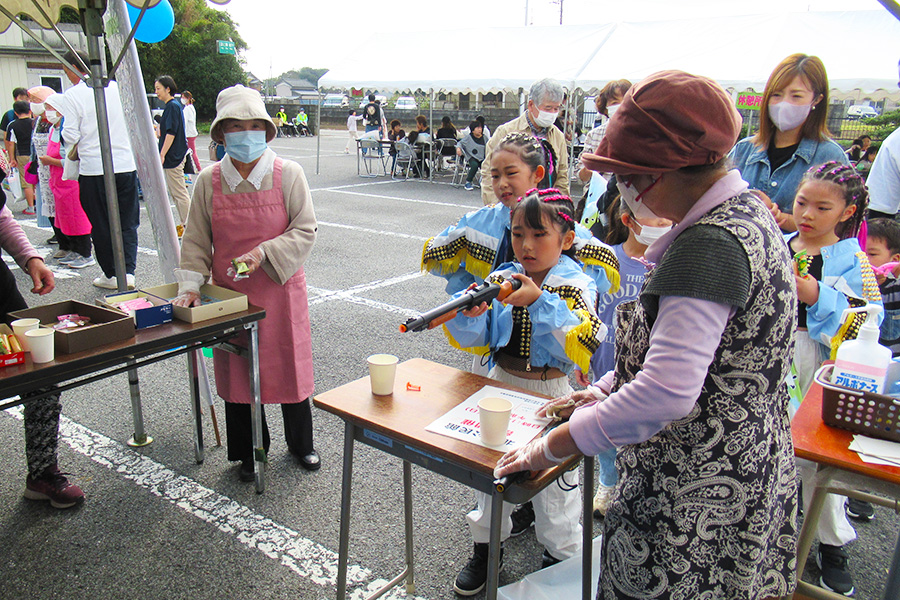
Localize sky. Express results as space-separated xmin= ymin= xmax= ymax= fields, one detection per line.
xmin=217 ymin=0 xmax=889 ymax=81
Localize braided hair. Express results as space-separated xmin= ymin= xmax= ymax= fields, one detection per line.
xmin=512 ymin=188 xmax=578 ymax=260
xmin=494 ymin=131 xmax=557 ymax=190
xmin=801 ymin=161 xmax=868 ymax=239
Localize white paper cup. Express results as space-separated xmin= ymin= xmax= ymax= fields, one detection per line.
xmin=25 ymin=328 xmax=55 ymax=363
xmin=478 ymin=397 xmax=513 ymax=447
xmin=367 ymin=354 xmax=399 ymax=396
xmin=11 ymin=318 xmax=40 ymax=352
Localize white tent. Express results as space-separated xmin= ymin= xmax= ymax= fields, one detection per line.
xmin=319 ymin=10 xmax=900 ymax=95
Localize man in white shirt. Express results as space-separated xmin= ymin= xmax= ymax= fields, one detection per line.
xmin=60 ymin=49 xmax=139 ymax=290
xmin=866 ymin=58 xmax=900 ymax=219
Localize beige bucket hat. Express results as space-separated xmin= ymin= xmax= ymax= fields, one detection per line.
xmin=209 ymin=84 xmax=277 ymax=144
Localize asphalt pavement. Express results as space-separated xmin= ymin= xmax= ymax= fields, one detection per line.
xmin=0 ymin=130 xmax=897 ymax=600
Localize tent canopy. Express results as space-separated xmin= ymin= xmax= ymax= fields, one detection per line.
xmin=319 ymin=10 xmax=900 ymax=95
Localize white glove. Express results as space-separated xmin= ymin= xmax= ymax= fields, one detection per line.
xmin=173 ymin=269 xmax=206 ymax=307
xmin=493 ymin=435 xmax=566 ymax=479
xmin=536 ymin=386 xmax=607 ymax=422
xmin=226 ymin=246 xmax=266 ymax=281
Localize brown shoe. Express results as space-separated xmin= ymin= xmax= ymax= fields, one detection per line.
xmin=24 ymin=465 xmax=84 ymax=509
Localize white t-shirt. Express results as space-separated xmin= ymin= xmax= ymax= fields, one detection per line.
xmin=868 ymin=127 xmax=900 ymax=215
xmin=60 ymin=80 xmax=136 ymax=176
xmin=183 ymin=103 xmax=198 ymax=138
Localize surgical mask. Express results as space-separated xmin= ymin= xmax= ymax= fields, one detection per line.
xmin=180 ymin=98 xmax=188 ymax=105
xmin=44 ymin=109 xmax=61 ymax=124
xmin=30 ymin=102 xmax=44 ymax=115
xmin=533 ymin=109 xmax=558 ymax=129
xmin=768 ymin=101 xmax=812 ymax=132
xmin=632 ymin=222 xmax=672 ymax=246
xmin=224 ymin=130 xmax=268 ymax=163
xmin=617 ymin=175 xmax=663 ymax=221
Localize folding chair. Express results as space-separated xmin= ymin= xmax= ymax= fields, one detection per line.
xmin=435 ymin=138 xmax=458 ymax=175
xmin=392 ymin=140 xmax=417 ymax=181
xmin=452 ymin=145 xmax=481 ymax=188
xmin=357 ymin=139 xmax=387 ymax=177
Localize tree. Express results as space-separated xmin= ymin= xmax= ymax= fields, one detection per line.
xmin=134 ymin=0 xmax=247 ymax=120
xmin=299 ymin=67 xmax=328 ymax=85
xmin=863 ymin=110 xmax=900 ymax=141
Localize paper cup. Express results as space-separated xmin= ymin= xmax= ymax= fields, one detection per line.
xmin=478 ymin=397 xmax=513 ymax=447
xmin=25 ymin=328 xmax=55 ymax=363
xmin=11 ymin=318 xmax=40 ymax=352
xmin=367 ymin=354 xmax=399 ymax=396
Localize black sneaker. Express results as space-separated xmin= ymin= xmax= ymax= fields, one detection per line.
xmin=453 ymin=542 xmax=502 ymax=596
xmin=540 ymin=549 xmax=562 ymax=569
xmin=816 ymin=543 xmax=855 ymax=596
xmin=46 ymin=235 xmax=58 ymax=245
xmin=845 ymin=498 xmax=875 ymax=521
xmin=510 ymin=501 xmax=535 ymax=537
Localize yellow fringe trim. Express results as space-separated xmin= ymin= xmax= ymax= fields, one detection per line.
xmin=442 ymin=324 xmax=491 ymax=357
xmin=581 ymin=259 xmax=620 ymax=294
xmin=564 ymin=310 xmax=598 ymax=374
xmin=466 ymin=256 xmax=493 ymax=281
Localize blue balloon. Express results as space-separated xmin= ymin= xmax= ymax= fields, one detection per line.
xmin=126 ymin=0 xmax=175 ymax=44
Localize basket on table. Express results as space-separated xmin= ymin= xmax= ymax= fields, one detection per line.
xmin=814 ymin=364 xmax=900 ymax=443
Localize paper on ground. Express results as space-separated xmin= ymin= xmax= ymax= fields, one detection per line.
xmin=425 ymin=385 xmax=551 ymax=451
xmin=849 ymin=435 xmax=900 ymax=467
xmin=497 ymin=535 xmax=602 ymax=600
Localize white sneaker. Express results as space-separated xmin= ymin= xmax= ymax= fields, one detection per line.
xmin=67 ymin=255 xmax=96 ymax=269
xmin=593 ymin=484 xmax=615 ymax=517
xmin=126 ymin=274 xmax=135 ymax=289
xmin=92 ymin=274 xmax=117 ymax=289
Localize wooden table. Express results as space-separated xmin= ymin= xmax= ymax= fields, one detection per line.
xmin=790 ymin=375 xmax=900 ymax=600
xmin=315 ymin=358 xmax=594 ymax=600
xmin=0 ymin=306 xmax=269 ymax=491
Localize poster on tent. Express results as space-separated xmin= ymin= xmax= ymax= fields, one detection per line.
xmin=425 ymin=385 xmax=551 ymax=450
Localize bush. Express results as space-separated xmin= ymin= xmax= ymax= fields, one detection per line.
xmin=862 ymin=109 xmax=900 ymax=140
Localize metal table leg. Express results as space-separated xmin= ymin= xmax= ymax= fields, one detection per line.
xmin=337 ymin=422 xmax=355 ymax=600
xmin=486 ymin=487 xmax=504 ymax=600
xmin=247 ymin=322 xmax=265 ymax=493
xmin=790 ymin=465 xmax=832 ymax=599
xmin=403 ymin=460 xmax=415 ymax=594
xmin=187 ymin=350 xmax=205 ymax=463
xmin=883 ymin=527 xmax=900 ymax=600
xmin=582 ymin=455 xmax=594 ymax=600
xmin=126 ymin=361 xmax=152 ymax=447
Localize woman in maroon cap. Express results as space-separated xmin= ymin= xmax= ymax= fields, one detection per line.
xmin=495 ymin=70 xmax=799 ymax=599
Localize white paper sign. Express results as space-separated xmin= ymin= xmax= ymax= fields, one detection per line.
xmin=849 ymin=434 xmax=900 ymax=467
xmin=425 ymin=385 xmax=552 ymax=450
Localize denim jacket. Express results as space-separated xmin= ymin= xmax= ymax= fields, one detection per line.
xmin=730 ymin=136 xmax=848 ymax=212
xmin=785 ymin=233 xmax=883 ymax=348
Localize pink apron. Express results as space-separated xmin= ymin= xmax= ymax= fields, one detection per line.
xmin=47 ymin=128 xmax=91 ymax=236
xmin=210 ymin=158 xmax=314 ymax=404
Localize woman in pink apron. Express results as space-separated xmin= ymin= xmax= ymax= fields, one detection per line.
xmin=173 ymin=85 xmax=318 ymax=482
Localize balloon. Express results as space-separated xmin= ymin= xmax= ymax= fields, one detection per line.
xmin=126 ymin=0 xmax=175 ymax=44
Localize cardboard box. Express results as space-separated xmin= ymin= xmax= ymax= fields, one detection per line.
xmin=10 ymin=300 xmax=135 ymax=354
xmin=142 ymin=283 xmax=248 ymax=323
xmin=99 ymin=290 xmax=173 ymax=329
xmin=0 ymin=324 xmax=25 ymax=367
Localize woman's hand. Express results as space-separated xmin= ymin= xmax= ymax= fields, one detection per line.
xmin=494 ymin=435 xmax=563 ymax=479
xmin=25 ymin=257 xmax=54 ymax=295
xmin=172 ymin=291 xmax=201 ymax=308
xmin=227 ymin=246 xmax=265 ymax=280
xmin=795 ymin=273 xmax=820 ymax=306
xmin=502 ymin=273 xmax=541 ymax=307
xmin=536 ymin=388 xmax=605 ymax=421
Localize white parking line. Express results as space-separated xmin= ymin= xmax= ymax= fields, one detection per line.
xmin=320 ymin=189 xmax=471 ymax=209
xmin=3 ymin=406 xmax=425 ymax=600
xmin=309 ymin=271 xmax=424 ymax=315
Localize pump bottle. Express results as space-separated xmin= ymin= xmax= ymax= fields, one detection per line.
xmin=831 ymin=304 xmax=891 ymax=394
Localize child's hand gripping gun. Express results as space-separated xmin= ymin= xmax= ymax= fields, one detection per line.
xmin=399 ymin=277 xmax=523 ymax=333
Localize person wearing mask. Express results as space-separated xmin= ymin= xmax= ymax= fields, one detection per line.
xmin=155 ymin=75 xmax=191 ymax=236
xmin=181 ymin=90 xmax=201 ymax=172
xmin=577 ymin=80 xmax=632 ymax=183
xmin=480 ymin=78 xmax=568 ymax=205
xmin=730 ymin=54 xmax=848 ymax=232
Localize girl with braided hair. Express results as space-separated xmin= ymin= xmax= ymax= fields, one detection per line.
xmin=443 ymin=188 xmax=607 ymax=595
xmin=788 ymin=160 xmax=881 ymax=596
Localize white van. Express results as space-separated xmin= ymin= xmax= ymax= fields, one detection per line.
xmin=394 ymin=96 xmax=417 ymax=110
xmin=323 ymin=93 xmax=349 ymax=108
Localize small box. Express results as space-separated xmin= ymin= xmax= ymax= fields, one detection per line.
xmin=99 ymin=290 xmax=173 ymax=329
xmin=0 ymin=324 xmax=25 ymax=367
xmin=10 ymin=300 xmax=135 ymax=354
xmin=142 ymin=283 xmax=248 ymax=323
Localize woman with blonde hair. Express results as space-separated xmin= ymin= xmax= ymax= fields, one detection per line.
xmin=731 ymin=53 xmax=848 ymax=232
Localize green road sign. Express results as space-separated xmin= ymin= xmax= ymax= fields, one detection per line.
xmin=217 ymin=40 xmax=236 ymax=55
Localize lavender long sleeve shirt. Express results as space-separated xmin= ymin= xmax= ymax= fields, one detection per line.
xmin=568 ymin=171 xmax=748 ymax=456
xmin=0 ymin=206 xmax=40 ymax=268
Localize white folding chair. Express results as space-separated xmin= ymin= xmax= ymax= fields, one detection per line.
xmin=357 ymin=139 xmax=387 ymax=177
xmin=392 ymin=140 xmax=417 ymax=181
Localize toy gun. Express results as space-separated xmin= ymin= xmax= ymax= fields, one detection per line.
xmin=400 ymin=277 xmax=522 ymax=333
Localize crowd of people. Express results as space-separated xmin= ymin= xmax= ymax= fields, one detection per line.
xmin=2 ymin=43 xmax=899 ymax=600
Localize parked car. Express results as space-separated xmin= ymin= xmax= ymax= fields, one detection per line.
xmin=147 ymin=93 xmax=166 ymax=120
xmin=393 ymin=96 xmax=417 ymax=110
xmin=323 ymin=93 xmax=350 ymax=108
xmin=358 ymin=95 xmax=388 ymax=109
xmin=847 ymin=105 xmax=879 ymax=119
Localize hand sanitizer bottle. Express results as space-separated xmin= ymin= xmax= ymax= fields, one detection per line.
xmin=832 ymin=304 xmax=891 ymax=394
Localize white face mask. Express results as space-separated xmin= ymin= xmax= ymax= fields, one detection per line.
xmin=617 ymin=176 xmax=663 ymax=221
xmin=768 ymin=101 xmax=812 ymax=132
xmin=533 ymin=108 xmax=558 ymax=129
xmin=30 ymin=102 xmax=45 ymax=115
xmin=632 ymin=222 xmax=672 ymax=246
xmin=44 ymin=109 xmax=61 ymax=124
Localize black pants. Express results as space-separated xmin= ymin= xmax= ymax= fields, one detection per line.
xmin=224 ymin=399 xmax=314 ymax=462
xmin=2 ymin=261 xmax=62 ymax=478
xmin=78 ymin=171 xmax=139 ymax=277
xmin=49 ymin=217 xmax=92 ymax=257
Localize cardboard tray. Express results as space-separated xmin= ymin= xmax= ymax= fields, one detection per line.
xmin=10 ymin=300 xmax=135 ymax=354
xmin=0 ymin=324 xmax=25 ymax=367
xmin=99 ymin=290 xmax=173 ymax=329
xmin=142 ymin=283 xmax=248 ymax=323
